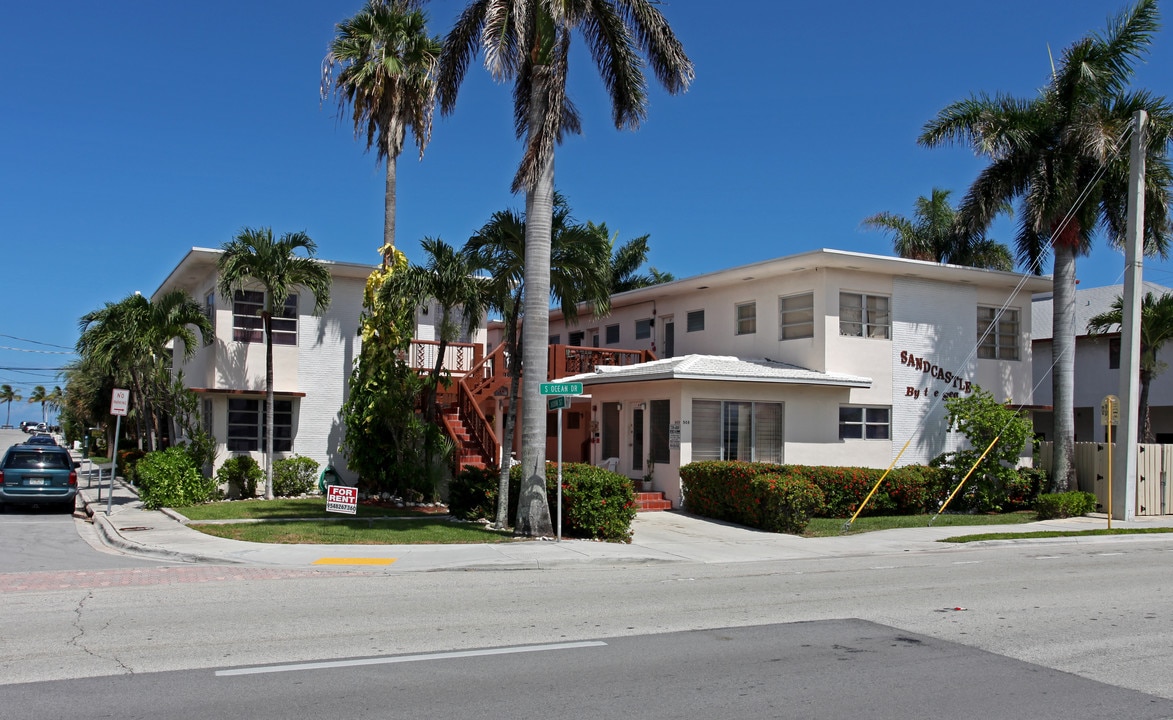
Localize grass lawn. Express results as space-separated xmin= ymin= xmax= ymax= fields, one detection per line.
xmin=175 ymin=497 xmax=441 ymax=521
xmin=190 ymin=517 xmax=514 ymax=545
xmin=804 ymin=511 xmax=1038 ymax=537
xmin=941 ymin=527 xmax=1173 ymax=543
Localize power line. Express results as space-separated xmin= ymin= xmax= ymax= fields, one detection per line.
xmin=0 ymin=333 xmax=75 ymax=351
xmin=0 ymin=345 xmax=75 ymax=355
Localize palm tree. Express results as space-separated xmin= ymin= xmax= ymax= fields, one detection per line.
xmin=592 ymin=221 xmax=675 ymax=293
xmin=78 ymin=290 xmax=213 ymax=450
xmin=1 ymin=384 xmax=21 ymax=427
xmin=323 ymin=0 xmax=442 ymax=260
xmin=438 ymin=0 xmax=692 ymax=536
xmin=218 ymin=228 xmax=333 ymax=500
xmin=862 ymin=188 xmax=1015 ymax=270
xmin=464 ymin=195 xmax=612 ymax=529
xmin=45 ymin=386 xmax=63 ymax=427
xmin=918 ymin=0 xmax=1173 ymax=490
xmin=28 ymin=386 xmax=48 ymax=424
xmin=1087 ymin=291 xmax=1173 ymax=442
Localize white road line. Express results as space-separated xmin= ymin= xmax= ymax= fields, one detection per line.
xmin=1095 ymin=552 xmax=1124 ymax=556
xmin=215 ymin=641 xmax=608 ymax=677
xmin=952 ymin=561 xmax=981 ymax=565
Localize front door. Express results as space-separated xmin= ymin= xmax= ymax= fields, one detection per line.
xmin=632 ymin=407 xmax=645 ymax=473
xmin=663 ymin=320 xmax=675 ymax=358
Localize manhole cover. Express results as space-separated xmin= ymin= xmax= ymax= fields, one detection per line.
xmin=118 ymin=526 xmax=151 ymax=532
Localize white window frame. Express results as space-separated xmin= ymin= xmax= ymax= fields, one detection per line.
xmin=779 ymin=292 xmax=814 ymax=340
xmin=838 ymin=405 xmax=890 ymax=440
xmin=977 ymin=306 xmax=1020 ymax=360
xmin=686 ymin=309 xmax=705 ymax=333
xmin=226 ymin=398 xmax=294 ymax=452
xmin=635 ymin=318 xmax=652 ymax=340
xmin=691 ymin=399 xmax=783 ymax=463
xmin=605 ymin=324 xmax=620 ymax=345
xmin=839 ymin=292 xmax=890 ymax=339
xmin=735 ymin=302 xmax=756 ymax=336
xmin=233 ymin=291 xmax=298 ymax=345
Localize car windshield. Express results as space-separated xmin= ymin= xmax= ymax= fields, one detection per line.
xmin=4 ymin=451 xmax=70 ymax=469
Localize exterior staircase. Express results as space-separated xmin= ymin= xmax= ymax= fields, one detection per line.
xmin=440 ymin=404 xmax=493 ymax=470
xmin=633 ymin=491 xmax=672 ymax=512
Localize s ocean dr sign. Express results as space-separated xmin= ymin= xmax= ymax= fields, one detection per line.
xmin=326 ymin=485 xmax=358 ymax=515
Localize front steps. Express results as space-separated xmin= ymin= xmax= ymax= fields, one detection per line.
xmin=634 ymin=491 xmax=671 ymax=512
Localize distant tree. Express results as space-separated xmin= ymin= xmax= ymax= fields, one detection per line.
xmin=862 ymin=188 xmax=1014 ymax=270
xmin=323 ymin=0 xmax=442 ymax=259
xmin=45 ymin=386 xmax=63 ymax=426
xmin=590 ymin=222 xmax=675 ymax=293
xmin=218 ymin=228 xmax=332 ymax=499
xmin=0 ymin=384 xmax=20 ymax=427
xmin=1087 ymin=291 xmax=1173 ymax=441
xmin=27 ymin=386 xmax=48 ymax=424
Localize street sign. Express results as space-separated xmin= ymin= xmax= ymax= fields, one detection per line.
xmin=326 ymin=485 xmax=358 ymax=514
xmin=110 ymin=388 xmax=130 ymax=417
xmin=547 ymin=396 xmax=568 ymax=411
xmin=540 ymin=382 xmax=583 ymax=395
xmin=1101 ymin=395 xmax=1120 ymax=426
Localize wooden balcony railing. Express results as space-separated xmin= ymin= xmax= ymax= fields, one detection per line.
xmin=407 ymin=340 xmax=483 ymax=375
xmin=549 ymin=344 xmax=657 ymax=379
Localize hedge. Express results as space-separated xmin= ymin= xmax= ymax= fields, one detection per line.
xmin=448 ymin=463 xmax=637 ymax=542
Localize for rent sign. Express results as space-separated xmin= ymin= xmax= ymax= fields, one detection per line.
xmin=326 ymin=485 xmax=358 ymax=515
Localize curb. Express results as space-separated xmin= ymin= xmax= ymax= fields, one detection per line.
xmin=81 ymin=496 xmax=242 ymax=566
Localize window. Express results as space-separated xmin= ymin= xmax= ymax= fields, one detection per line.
xmin=233 ymin=291 xmax=298 ymax=345
xmin=977 ymin=306 xmax=1019 ymax=360
xmin=204 ymin=292 xmax=215 ymax=324
xmin=691 ymin=400 xmax=782 ymax=463
xmin=1109 ymin=337 xmax=1121 ymax=369
xmin=839 ymin=406 xmax=890 ymax=440
xmin=635 ymin=318 xmax=652 ymax=339
xmin=569 ymin=331 xmax=585 ymax=346
xmin=779 ymin=293 xmax=814 ymax=340
xmin=226 ymin=398 xmax=293 ymax=452
xmin=549 ymin=334 xmax=561 ymax=345
xmin=840 ymin=293 xmax=890 ymax=338
xmin=605 ymin=324 xmax=620 ymax=344
xmin=686 ymin=310 xmax=705 ymax=332
xmin=735 ymin=302 xmax=756 ymax=335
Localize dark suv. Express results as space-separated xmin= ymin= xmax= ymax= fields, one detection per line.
xmin=0 ymin=443 xmax=79 ymax=512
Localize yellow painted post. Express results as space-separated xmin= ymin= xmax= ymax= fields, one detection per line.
xmin=929 ymin=436 xmax=999 ymax=526
xmin=844 ymin=436 xmax=914 ymax=532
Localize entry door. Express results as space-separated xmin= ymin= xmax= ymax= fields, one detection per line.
xmin=601 ymin=402 xmax=621 ymax=463
xmin=663 ymin=320 xmax=675 ymax=358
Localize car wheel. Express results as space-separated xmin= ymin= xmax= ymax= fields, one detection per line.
xmin=63 ymin=500 xmax=76 ymax=515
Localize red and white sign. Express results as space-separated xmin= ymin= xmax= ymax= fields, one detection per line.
xmin=326 ymin=485 xmax=358 ymax=515
xmin=110 ymin=388 xmax=130 ymax=417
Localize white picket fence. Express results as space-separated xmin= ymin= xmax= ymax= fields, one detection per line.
xmin=1038 ymin=441 xmax=1172 ymax=515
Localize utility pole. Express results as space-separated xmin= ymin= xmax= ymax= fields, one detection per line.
xmin=1111 ymin=109 xmax=1147 ymax=522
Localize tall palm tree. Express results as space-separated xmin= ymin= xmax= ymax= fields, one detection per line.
xmin=438 ymin=0 xmax=692 ymax=536
xmin=78 ymin=290 xmax=213 ymax=450
xmin=218 ymin=228 xmax=333 ymax=499
xmin=862 ymin=188 xmax=1015 ymax=270
xmin=1 ymin=384 xmax=21 ymax=427
xmin=919 ymin=0 xmax=1173 ymax=490
xmin=464 ymin=195 xmax=612 ymax=529
xmin=1087 ymin=291 xmax=1173 ymax=442
xmin=27 ymin=386 xmax=48 ymax=424
xmin=323 ymin=0 xmax=442 ymax=260
xmin=591 ymin=221 xmax=675 ymax=293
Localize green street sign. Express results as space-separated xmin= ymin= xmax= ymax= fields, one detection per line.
xmin=540 ymin=382 xmax=583 ymax=395
xmin=547 ymin=396 xmax=568 ymax=411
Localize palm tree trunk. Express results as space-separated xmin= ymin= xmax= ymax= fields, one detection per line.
xmin=264 ymin=311 xmax=275 ymax=500
xmin=516 ymin=72 xmax=555 ymax=538
xmin=495 ymin=304 xmax=522 ymax=529
xmin=383 ymin=121 xmax=399 ymax=263
xmin=1139 ymin=370 xmax=1153 ymax=443
xmin=1050 ymin=244 xmax=1077 ymax=492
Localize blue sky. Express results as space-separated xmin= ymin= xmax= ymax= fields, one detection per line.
xmin=2 ymin=0 xmax=1172 ymax=422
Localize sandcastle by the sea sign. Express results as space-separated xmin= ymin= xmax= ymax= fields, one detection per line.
xmin=326 ymin=485 xmax=358 ymax=515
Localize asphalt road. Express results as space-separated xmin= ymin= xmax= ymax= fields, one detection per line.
xmin=4 ymin=620 xmax=1172 ymax=719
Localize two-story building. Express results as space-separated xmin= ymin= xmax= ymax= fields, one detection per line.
xmin=523 ymin=249 xmax=1051 ymax=509
xmin=153 ymin=247 xmax=487 ymax=484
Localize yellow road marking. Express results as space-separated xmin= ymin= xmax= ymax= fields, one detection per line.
xmin=312 ymin=557 xmax=397 ymax=566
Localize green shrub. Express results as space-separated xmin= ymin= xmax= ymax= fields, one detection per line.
xmin=272 ymin=456 xmax=319 ymax=497
xmin=1034 ymin=490 xmax=1097 ymax=519
xmin=216 ymin=456 xmax=262 ymax=499
xmin=136 ymin=447 xmax=217 ymax=510
xmin=554 ymin=464 xmax=637 ymax=542
xmin=448 ymin=465 xmax=500 ymax=521
xmin=118 ymin=449 xmax=147 ymax=484
xmin=754 ymin=473 xmax=825 ymax=533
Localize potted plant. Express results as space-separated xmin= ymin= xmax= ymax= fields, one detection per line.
xmin=640 ymin=457 xmax=654 ymax=492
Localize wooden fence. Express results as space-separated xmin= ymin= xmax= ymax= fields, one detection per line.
xmin=1037 ymin=441 xmax=1172 ymax=515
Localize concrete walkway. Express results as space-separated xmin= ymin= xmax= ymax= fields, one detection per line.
xmin=73 ymin=456 xmax=1173 ymax=573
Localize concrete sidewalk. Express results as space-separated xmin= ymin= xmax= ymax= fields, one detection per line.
xmin=73 ymin=456 xmax=1173 ymax=573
